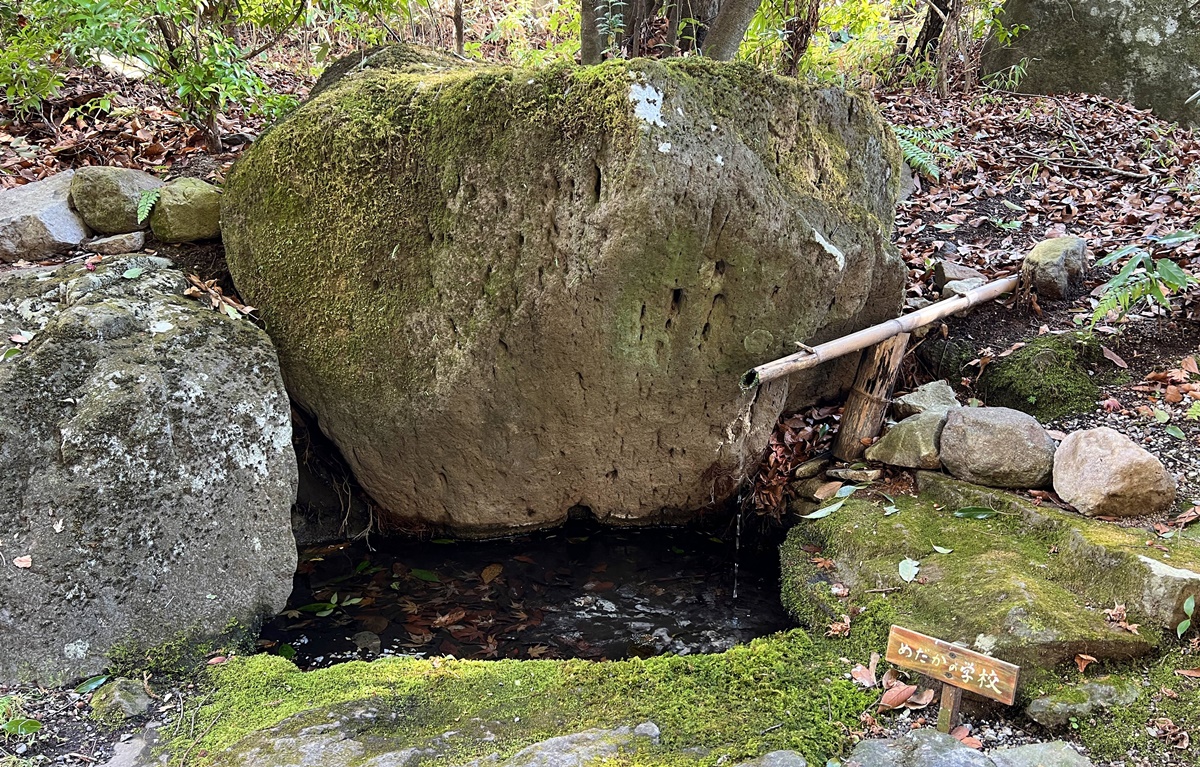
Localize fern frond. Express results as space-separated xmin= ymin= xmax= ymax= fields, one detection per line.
xmin=137 ymin=187 xmax=161 ymax=224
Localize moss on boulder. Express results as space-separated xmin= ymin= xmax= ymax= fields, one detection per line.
xmin=222 ymin=45 xmax=906 ymax=536
xmin=919 ymin=332 xmax=1106 ymax=421
xmin=781 ymin=473 xmax=1200 ymax=676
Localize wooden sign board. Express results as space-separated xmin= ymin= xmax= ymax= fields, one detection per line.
xmin=885 ymin=625 xmax=1020 ymax=706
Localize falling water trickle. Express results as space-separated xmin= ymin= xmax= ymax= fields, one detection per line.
xmin=732 ymin=493 xmax=743 ymax=602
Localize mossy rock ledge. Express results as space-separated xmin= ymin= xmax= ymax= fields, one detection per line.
xmin=781 ymin=472 xmax=1200 ymax=676
xmin=179 ymin=629 xmax=892 ymax=767
xmin=221 ymin=45 xmax=906 ymax=537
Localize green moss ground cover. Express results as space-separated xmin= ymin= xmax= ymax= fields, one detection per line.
xmin=182 ymin=623 xmax=892 ymax=766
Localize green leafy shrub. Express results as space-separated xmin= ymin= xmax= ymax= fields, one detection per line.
xmin=1087 ymin=229 xmax=1200 ymax=327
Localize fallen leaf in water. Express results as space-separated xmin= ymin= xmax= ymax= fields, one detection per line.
xmin=514 ymin=555 xmax=537 ymax=564
xmin=432 ymin=609 xmax=467 ymax=628
xmin=481 ymin=563 xmax=503 ymax=584
xmin=1075 ymin=654 xmax=1097 ymax=673
xmin=13 ymin=555 xmax=32 ymax=568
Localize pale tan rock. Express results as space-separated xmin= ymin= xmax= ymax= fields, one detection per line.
xmin=1053 ymin=426 xmax=1176 ymax=517
xmin=940 ymin=407 xmax=1055 ymax=488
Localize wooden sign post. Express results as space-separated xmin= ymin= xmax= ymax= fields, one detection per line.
xmin=885 ymin=626 xmax=1020 ymax=733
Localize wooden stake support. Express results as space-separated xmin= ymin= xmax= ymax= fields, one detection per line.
xmin=832 ymin=333 xmax=910 ymax=460
xmin=937 ymin=684 xmax=963 ymax=733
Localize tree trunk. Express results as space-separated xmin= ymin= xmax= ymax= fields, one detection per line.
xmin=453 ymin=0 xmax=464 ymax=55
xmin=782 ymin=0 xmax=819 ymax=75
xmin=912 ymin=0 xmax=950 ymax=57
xmin=701 ymin=0 xmax=760 ymax=60
xmin=581 ymin=0 xmax=603 ymax=63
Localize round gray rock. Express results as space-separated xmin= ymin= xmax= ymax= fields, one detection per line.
xmin=865 ymin=410 xmax=949 ymax=469
xmin=1020 ymin=237 xmax=1087 ymax=301
xmin=69 ymin=166 xmax=164 ymax=235
xmin=1052 ymin=426 xmax=1176 ymax=517
xmin=149 ymin=177 xmax=221 ymax=242
xmin=892 ymin=380 xmax=960 ymax=419
xmin=0 ymin=171 xmax=91 ymax=262
xmin=940 ymin=407 xmax=1055 ymax=489
xmin=0 ymin=256 xmax=296 ymax=684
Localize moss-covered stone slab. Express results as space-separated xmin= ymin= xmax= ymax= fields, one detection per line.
xmin=0 ymin=256 xmax=296 ymax=685
xmin=781 ymin=473 xmax=1200 ymax=673
xmin=221 ymin=45 xmax=906 ymax=536
xmin=1024 ymin=675 xmax=1141 ymax=727
xmin=185 ymin=630 xmax=887 ymax=767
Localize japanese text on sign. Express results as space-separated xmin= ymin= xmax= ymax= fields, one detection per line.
xmin=885 ymin=625 xmax=1019 ymax=705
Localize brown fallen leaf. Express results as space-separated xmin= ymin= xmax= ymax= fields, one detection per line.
xmin=826 ymin=615 xmax=852 ymax=638
xmin=1175 ymin=668 xmax=1200 ymax=678
xmin=1166 ymin=385 xmax=1184 ymax=404
xmin=904 ymin=688 xmax=937 ymax=709
xmin=207 ymin=656 xmax=227 ymax=665
xmin=881 ymin=668 xmax=901 ymax=690
xmin=1075 ymin=653 xmax=1098 ymax=673
xmin=830 ymin=582 xmax=850 ymax=598
xmin=13 ymin=555 xmax=31 ymax=568
xmin=481 ymin=563 xmax=503 ymax=584
xmin=1101 ymin=345 xmax=1128 ymax=369
xmin=851 ymin=660 xmax=878 ymax=688
xmin=878 ymin=683 xmax=917 ymax=713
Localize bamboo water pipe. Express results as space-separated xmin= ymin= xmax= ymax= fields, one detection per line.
xmin=739 ymin=274 xmax=1020 ymax=390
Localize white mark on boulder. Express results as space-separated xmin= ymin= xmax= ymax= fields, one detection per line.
xmin=658 ymin=142 xmax=672 ymax=154
xmin=812 ymin=228 xmax=845 ymax=270
xmin=64 ymin=639 xmax=89 ymax=660
xmin=628 ymin=83 xmax=666 ymax=128
xmin=148 ymin=320 xmax=173 ymax=334
xmin=714 ymin=155 xmax=724 ymax=166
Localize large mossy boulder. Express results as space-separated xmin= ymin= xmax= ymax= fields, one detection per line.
xmin=0 ymin=256 xmax=297 ymax=684
xmin=983 ymin=0 xmax=1200 ymax=126
xmin=780 ymin=472 xmax=1200 ymax=673
xmin=222 ymin=46 xmax=905 ymax=536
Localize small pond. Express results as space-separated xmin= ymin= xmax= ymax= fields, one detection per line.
xmin=260 ymin=522 xmax=791 ymax=668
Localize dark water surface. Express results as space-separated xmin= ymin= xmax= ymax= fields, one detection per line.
xmin=260 ymin=523 xmax=791 ymax=668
